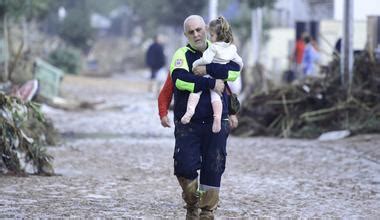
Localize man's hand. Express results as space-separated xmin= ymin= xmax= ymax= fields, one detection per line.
xmin=213 ymin=79 xmax=225 ymax=95
xmin=229 ymin=114 xmax=238 ymax=129
xmin=192 ymin=66 xmax=207 ymax=76
xmin=160 ymin=115 xmax=171 ymax=128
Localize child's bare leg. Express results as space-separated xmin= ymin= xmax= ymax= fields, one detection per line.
xmin=210 ymin=90 xmax=222 ymax=133
xmin=181 ymin=92 xmax=201 ymax=124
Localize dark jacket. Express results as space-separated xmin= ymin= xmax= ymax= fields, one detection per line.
xmin=146 ymin=42 xmax=165 ymax=69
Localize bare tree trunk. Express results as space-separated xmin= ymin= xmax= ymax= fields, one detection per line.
xmin=341 ymin=0 xmax=353 ymax=96
xmin=22 ymin=16 xmax=29 ymax=52
xmin=251 ymin=8 xmax=262 ymax=66
xmin=241 ymin=8 xmax=263 ymax=100
xmin=2 ymin=15 xmax=9 ymax=82
xmin=208 ymin=0 xmax=218 ymax=21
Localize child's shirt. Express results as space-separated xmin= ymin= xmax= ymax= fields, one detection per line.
xmin=193 ymin=42 xmax=243 ymax=69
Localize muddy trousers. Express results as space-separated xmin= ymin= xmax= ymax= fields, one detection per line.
xmin=174 ymin=120 xmax=229 ymax=219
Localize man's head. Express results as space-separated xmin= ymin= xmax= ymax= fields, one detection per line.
xmin=183 ymin=15 xmax=207 ymax=52
xmin=154 ymin=34 xmax=164 ymax=44
xmin=303 ymin=35 xmax=311 ymax=44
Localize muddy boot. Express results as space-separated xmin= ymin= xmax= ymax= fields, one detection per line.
xmin=199 ymin=189 xmax=219 ymax=220
xmin=177 ymin=177 xmax=199 ymax=219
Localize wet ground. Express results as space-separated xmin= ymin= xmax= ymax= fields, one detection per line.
xmin=1 ymin=73 xmax=379 ymax=218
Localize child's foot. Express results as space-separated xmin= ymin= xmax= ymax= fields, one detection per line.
xmin=181 ymin=114 xmax=192 ymax=124
xmin=212 ymin=118 xmax=221 ymax=133
xmin=181 ymin=108 xmax=194 ymax=124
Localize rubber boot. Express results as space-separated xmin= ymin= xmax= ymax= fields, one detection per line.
xmin=199 ymin=189 xmax=219 ymax=220
xmin=177 ymin=177 xmax=199 ymax=219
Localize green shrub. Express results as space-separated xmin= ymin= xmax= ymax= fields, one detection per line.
xmin=59 ymin=7 xmax=93 ymax=51
xmin=48 ymin=47 xmax=81 ymax=74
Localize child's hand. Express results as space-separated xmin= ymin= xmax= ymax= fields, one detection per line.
xmin=192 ymin=66 xmax=206 ymax=76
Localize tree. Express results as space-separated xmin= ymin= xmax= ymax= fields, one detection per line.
xmin=246 ymin=0 xmax=276 ymax=9
xmin=0 ymin=0 xmax=51 ymax=82
xmin=126 ymin=0 xmax=206 ymax=36
xmin=246 ymin=0 xmax=276 ymax=65
xmin=43 ymin=0 xmax=93 ymax=51
xmin=236 ymin=0 xmax=276 ymax=95
xmin=0 ymin=0 xmax=50 ymax=21
xmin=59 ymin=7 xmax=93 ymax=51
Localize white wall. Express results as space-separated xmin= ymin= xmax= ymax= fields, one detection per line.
xmin=319 ymin=19 xmax=367 ymax=65
xmin=259 ymin=20 xmax=367 ymax=76
xmin=273 ymin=0 xmax=334 ymax=27
xmin=334 ymin=0 xmax=380 ymax=21
xmin=260 ymin=28 xmax=295 ymax=81
xmin=258 ymin=0 xmax=377 ymax=77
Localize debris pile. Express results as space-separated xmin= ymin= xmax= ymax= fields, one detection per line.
xmin=0 ymin=93 xmax=55 ymax=175
xmin=234 ymin=52 xmax=380 ymax=138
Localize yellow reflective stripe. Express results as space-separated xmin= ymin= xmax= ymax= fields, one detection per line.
xmin=175 ymin=79 xmax=195 ymax=92
xmin=170 ymin=47 xmax=189 ymax=74
xmin=226 ymin=70 xmax=240 ymax=81
xmin=186 ymin=46 xmax=196 ymax=53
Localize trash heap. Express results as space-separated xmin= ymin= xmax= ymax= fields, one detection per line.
xmin=234 ymin=52 xmax=380 ymax=138
xmin=0 ymin=93 xmax=55 ymax=175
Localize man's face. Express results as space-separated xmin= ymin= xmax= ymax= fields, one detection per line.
xmin=184 ymin=18 xmax=207 ymax=51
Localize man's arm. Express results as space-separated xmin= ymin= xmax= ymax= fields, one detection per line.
xmin=205 ymin=61 xmax=241 ymax=81
xmin=229 ymin=114 xmax=238 ymax=129
xmin=158 ymin=72 xmax=173 ymax=121
xmin=169 ymin=47 xmax=216 ymax=93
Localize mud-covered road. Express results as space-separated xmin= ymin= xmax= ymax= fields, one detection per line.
xmin=1 ymin=74 xmax=379 ymax=218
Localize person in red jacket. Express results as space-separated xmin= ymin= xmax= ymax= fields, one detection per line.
xmin=157 ymin=72 xmax=239 ymax=129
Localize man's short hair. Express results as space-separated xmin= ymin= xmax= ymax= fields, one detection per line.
xmin=183 ymin=15 xmax=206 ymax=32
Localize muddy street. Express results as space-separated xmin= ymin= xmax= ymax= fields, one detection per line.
xmin=1 ymin=73 xmax=379 ymax=218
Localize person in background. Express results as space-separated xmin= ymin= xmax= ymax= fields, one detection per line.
xmin=293 ymin=32 xmax=308 ymax=78
xmin=294 ymin=36 xmax=305 ymax=66
xmin=334 ymin=37 xmax=342 ymax=57
xmin=302 ymin=35 xmax=320 ymax=76
xmin=146 ymin=34 xmax=166 ymax=91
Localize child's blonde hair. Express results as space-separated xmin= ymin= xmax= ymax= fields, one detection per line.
xmin=209 ymin=16 xmax=233 ymax=43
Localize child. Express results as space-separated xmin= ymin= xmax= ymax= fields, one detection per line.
xmin=181 ymin=16 xmax=243 ymax=133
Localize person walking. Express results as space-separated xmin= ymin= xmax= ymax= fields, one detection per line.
xmin=168 ymin=15 xmax=241 ymax=219
xmin=146 ymin=34 xmax=166 ymax=91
